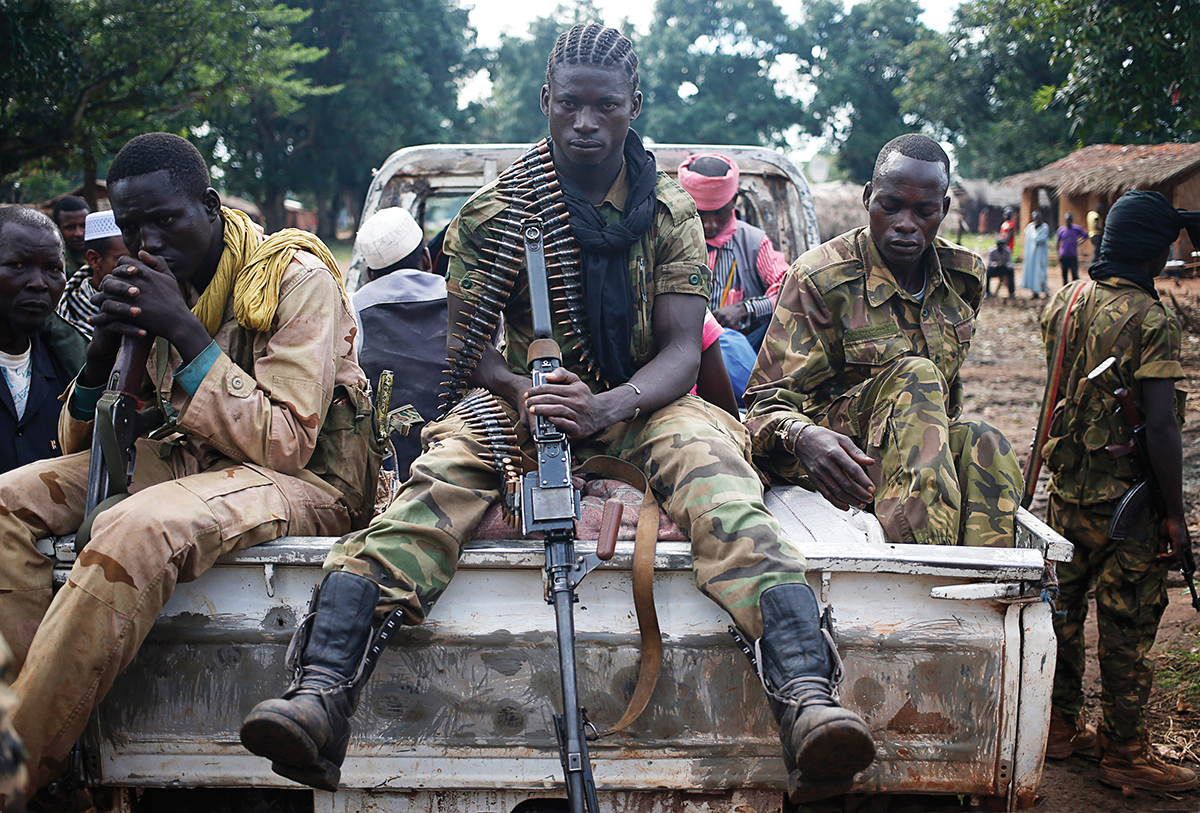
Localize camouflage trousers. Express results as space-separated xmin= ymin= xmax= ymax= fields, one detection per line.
xmin=821 ymin=356 xmax=1021 ymax=547
xmin=1048 ymin=495 xmax=1169 ymax=742
xmin=326 ymin=393 xmax=809 ymax=639
xmin=0 ymin=441 xmax=349 ymax=793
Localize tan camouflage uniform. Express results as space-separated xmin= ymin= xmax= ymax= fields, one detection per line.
xmin=0 ymin=245 xmax=369 ymax=791
xmin=0 ymin=634 xmax=26 ymax=809
xmin=744 ymin=227 xmax=1022 ymax=547
xmin=1041 ymin=277 xmax=1186 ymax=742
xmin=326 ymin=161 xmax=812 ymax=639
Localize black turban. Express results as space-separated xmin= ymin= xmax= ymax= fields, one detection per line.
xmin=1090 ymin=190 xmax=1200 ymax=296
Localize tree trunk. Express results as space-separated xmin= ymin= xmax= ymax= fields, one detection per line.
xmin=315 ymin=190 xmax=336 ymax=241
xmin=83 ymin=154 xmax=99 ymax=210
xmin=263 ymin=188 xmax=288 ymax=235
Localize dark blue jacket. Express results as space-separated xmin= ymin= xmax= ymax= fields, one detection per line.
xmin=0 ymin=314 xmax=87 ymax=474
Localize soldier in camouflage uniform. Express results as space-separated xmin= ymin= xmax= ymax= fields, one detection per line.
xmin=745 ymin=134 xmax=1021 ymax=548
xmin=242 ymin=23 xmax=876 ymax=804
xmin=1039 ymin=190 xmax=1198 ymax=793
xmin=0 ymin=133 xmax=372 ymax=796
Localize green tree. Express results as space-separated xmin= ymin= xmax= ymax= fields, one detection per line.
xmin=798 ymin=0 xmax=928 ymax=183
xmin=0 ymin=0 xmax=322 ymax=193
xmin=636 ymin=0 xmax=803 ymax=146
xmin=205 ymin=0 xmax=476 ymax=235
xmin=471 ymin=1 xmax=605 ymax=144
xmin=1040 ymin=0 xmax=1198 ymax=142
xmin=898 ymin=0 xmax=1078 ymax=179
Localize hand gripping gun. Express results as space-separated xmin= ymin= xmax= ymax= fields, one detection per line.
xmin=514 ymin=220 xmax=622 ymax=813
xmin=77 ymin=335 xmax=156 ymax=553
xmin=1087 ymin=356 xmax=1199 ymax=611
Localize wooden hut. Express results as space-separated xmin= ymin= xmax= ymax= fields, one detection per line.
xmin=1004 ymin=143 xmax=1200 ymax=265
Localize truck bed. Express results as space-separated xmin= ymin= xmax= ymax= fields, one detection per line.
xmin=53 ymin=487 xmax=1071 ymax=813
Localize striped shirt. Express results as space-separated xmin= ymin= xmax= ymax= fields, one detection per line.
xmin=56 ymin=266 xmax=99 ymax=340
xmin=706 ymin=231 xmax=789 ymax=322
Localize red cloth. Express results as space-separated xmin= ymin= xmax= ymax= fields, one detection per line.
xmin=678 ymin=153 xmax=739 ymax=210
xmin=472 ymin=477 xmax=688 ymax=542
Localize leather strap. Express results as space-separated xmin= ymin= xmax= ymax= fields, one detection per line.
xmin=575 ymin=455 xmax=662 ymax=736
xmin=1022 ymin=281 xmax=1093 ymax=507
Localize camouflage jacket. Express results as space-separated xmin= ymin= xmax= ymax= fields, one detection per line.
xmin=445 ymin=160 xmax=710 ymax=393
xmin=744 ymin=227 xmax=984 ymax=470
xmin=1040 ymin=277 xmax=1186 ymax=505
xmin=60 ymin=247 xmax=372 ymax=503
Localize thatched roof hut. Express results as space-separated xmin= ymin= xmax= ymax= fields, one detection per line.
xmin=810 ymin=181 xmax=866 ymax=243
xmin=1004 ymin=143 xmax=1200 ymax=262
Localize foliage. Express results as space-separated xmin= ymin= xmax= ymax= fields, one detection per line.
xmin=797 ymin=0 xmax=929 ymax=183
xmin=1042 ymin=0 xmax=1198 ymax=143
xmin=0 ymin=0 xmax=324 ymax=182
xmin=470 ymin=0 xmax=605 ymax=144
xmin=898 ymin=0 xmax=1078 ymax=179
xmin=636 ymin=0 xmax=802 ymax=146
xmin=204 ymin=0 xmax=476 ymax=235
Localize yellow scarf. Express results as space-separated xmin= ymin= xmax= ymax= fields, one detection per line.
xmin=192 ymin=206 xmax=347 ymax=335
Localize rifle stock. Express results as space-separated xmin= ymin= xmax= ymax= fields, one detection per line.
xmin=80 ymin=335 xmax=154 ymax=552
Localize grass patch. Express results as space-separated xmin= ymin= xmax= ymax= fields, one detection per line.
xmin=957 ymin=232 xmax=1004 ymax=254
xmin=1156 ymin=642 xmax=1200 ymax=698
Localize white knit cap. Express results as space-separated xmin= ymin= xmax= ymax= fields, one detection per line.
xmin=84 ymin=210 xmax=122 ymax=241
xmin=357 ymin=207 xmax=423 ymax=270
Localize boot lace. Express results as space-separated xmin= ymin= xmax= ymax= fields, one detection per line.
xmin=754 ymin=627 xmax=846 ymax=707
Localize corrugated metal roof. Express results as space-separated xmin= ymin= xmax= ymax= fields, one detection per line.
xmin=1003 ymin=143 xmax=1200 ymax=197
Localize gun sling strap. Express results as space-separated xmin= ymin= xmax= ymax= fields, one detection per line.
xmin=1024 ymin=280 xmax=1157 ymax=507
xmin=575 ymin=454 xmax=663 ymax=737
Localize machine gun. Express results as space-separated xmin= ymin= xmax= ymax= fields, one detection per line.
xmin=513 ymin=220 xmax=622 ymax=813
xmin=77 ymin=335 xmax=155 ymax=552
xmin=1087 ymin=356 xmax=1200 ymax=611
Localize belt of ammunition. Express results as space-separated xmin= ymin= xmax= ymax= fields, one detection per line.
xmin=441 ymin=139 xmax=603 ymax=414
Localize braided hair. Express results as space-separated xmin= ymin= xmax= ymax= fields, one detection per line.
xmin=545 ymin=23 xmax=639 ymax=93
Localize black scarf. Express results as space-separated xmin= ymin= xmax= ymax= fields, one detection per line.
xmin=553 ymin=129 xmax=658 ymax=385
xmin=1090 ymin=190 xmax=1200 ymax=298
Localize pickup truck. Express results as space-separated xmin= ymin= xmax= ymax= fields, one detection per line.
xmin=51 ymin=145 xmax=1070 ymax=813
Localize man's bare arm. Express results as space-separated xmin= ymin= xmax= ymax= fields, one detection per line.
xmin=525 ymin=292 xmax=704 ymax=439
xmin=1143 ymin=378 xmax=1190 ymax=562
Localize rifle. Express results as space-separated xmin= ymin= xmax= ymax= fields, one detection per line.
xmin=76 ymin=335 xmax=155 ymax=552
xmin=513 ymin=219 xmax=622 ymax=813
xmin=1087 ymin=356 xmax=1200 ymax=611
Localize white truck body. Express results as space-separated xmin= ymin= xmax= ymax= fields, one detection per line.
xmin=55 ymin=489 xmax=1070 ymax=813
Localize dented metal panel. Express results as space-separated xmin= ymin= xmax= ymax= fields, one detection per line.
xmin=74 ymin=486 xmax=1066 ymax=812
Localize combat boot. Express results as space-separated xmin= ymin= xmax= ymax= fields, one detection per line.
xmin=1044 ymin=709 xmax=1097 ymax=759
xmin=240 ymin=571 xmax=398 ymax=791
xmin=1097 ymin=732 xmax=1198 ymax=793
xmin=753 ymin=583 xmax=876 ymax=803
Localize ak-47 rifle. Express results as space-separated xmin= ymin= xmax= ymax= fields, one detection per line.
xmin=1087 ymin=356 xmax=1200 ymax=611
xmin=77 ymin=335 xmax=155 ymax=552
xmin=513 ymin=219 xmax=622 ymax=813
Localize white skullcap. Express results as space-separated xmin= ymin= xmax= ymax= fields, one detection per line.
xmin=84 ymin=210 xmax=122 ymax=241
xmin=357 ymin=207 xmax=423 ymax=270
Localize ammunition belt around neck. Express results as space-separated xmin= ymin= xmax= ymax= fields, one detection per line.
xmin=440 ymin=139 xmax=600 ymax=416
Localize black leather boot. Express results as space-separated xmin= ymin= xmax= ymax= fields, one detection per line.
xmin=240 ymin=571 xmax=395 ymax=791
xmin=757 ymin=583 xmax=875 ymax=803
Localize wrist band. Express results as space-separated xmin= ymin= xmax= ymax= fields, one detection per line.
xmin=778 ymin=420 xmax=813 ymax=454
xmin=620 ymin=381 xmax=642 ymax=421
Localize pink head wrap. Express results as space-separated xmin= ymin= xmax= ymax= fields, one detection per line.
xmin=678 ymin=153 xmax=740 ymax=211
